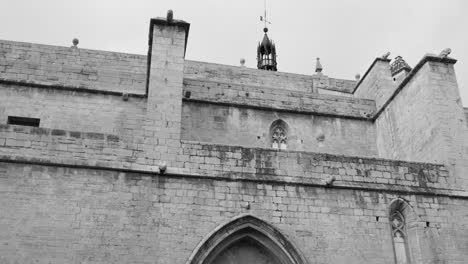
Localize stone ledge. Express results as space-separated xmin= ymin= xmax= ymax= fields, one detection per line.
xmin=0 ymin=156 xmax=466 ymax=200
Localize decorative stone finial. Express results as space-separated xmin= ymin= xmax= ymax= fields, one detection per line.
xmin=390 ymin=56 xmax=412 ymax=76
xmin=355 ymin=73 xmax=361 ymax=81
xmin=167 ymin=10 xmax=174 ymax=23
xmin=381 ymin=51 xmax=391 ymax=59
xmin=315 ymin=57 xmax=323 ymax=73
xmin=72 ymin=38 xmax=79 ymax=48
xmin=240 ymin=58 xmax=246 ymax=67
xmin=439 ymin=48 xmax=451 ymax=58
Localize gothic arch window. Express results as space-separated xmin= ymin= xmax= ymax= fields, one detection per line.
xmin=270 ymin=120 xmax=288 ymax=150
xmin=187 ymin=214 xmax=307 ymax=264
xmin=389 ymin=198 xmax=412 ymax=264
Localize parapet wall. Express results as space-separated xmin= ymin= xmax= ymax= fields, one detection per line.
xmin=0 ymin=40 xmax=358 ymax=98
xmin=0 ymin=40 xmax=147 ymax=94
xmin=184 ymin=60 xmax=356 ymax=94
xmin=184 ymin=60 xmax=314 ymax=92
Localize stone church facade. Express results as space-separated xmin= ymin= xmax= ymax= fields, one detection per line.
xmin=0 ymin=11 xmax=468 ymax=264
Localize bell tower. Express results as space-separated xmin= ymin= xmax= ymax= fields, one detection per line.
xmin=257 ymin=0 xmax=277 ymax=71
xmin=257 ymin=27 xmax=277 ymax=71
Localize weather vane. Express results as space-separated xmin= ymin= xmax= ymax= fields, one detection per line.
xmin=260 ymin=0 xmax=272 ymax=28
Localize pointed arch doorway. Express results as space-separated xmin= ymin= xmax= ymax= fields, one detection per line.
xmin=187 ymin=214 xmax=308 ymax=264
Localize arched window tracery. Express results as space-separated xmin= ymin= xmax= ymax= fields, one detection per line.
xmin=389 ymin=199 xmax=412 ymax=264
xmin=270 ymin=120 xmax=288 ymax=150
xmin=272 ymin=126 xmax=287 ymax=149
xmin=390 ymin=211 xmax=409 ymax=264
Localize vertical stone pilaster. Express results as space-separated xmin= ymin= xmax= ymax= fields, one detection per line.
xmin=425 ymin=60 xmax=468 ymax=188
xmin=144 ymin=17 xmax=190 ymax=166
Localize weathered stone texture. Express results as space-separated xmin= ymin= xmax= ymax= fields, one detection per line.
xmin=353 ymin=58 xmax=396 ymax=111
xmin=0 ymin=123 xmax=454 ymax=192
xmin=182 ymin=103 xmax=377 ymax=157
xmin=464 ymin=107 xmax=468 ymax=125
xmin=0 ymin=39 xmax=356 ymax=97
xmin=184 ymin=60 xmax=356 ymax=94
xmin=0 ymin=83 xmax=146 ymax=135
xmin=0 ymin=162 xmax=466 ymax=264
xmin=375 ymin=57 xmax=468 ymax=188
xmin=0 ymin=40 xmax=147 ymax=94
xmin=144 ymin=20 xmax=188 ymax=164
xmin=183 ymin=78 xmax=374 ymax=119
xmin=0 ymin=124 xmax=145 ymax=169
xmin=1 ymin=14 xmax=467 ymax=264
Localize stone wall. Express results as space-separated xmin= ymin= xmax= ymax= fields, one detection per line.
xmin=2 ymin=15 xmax=468 ymax=264
xmin=0 ymin=122 xmax=454 ymax=192
xmin=353 ymin=58 xmax=396 ymax=110
xmin=184 ymin=60 xmax=356 ymax=94
xmin=183 ymin=78 xmax=374 ymax=119
xmin=0 ymin=40 xmax=147 ymax=94
xmin=375 ymin=56 xmax=468 ymax=188
xmin=465 ymin=107 xmax=468 ymax=126
xmin=0 ymin=39 xmax=356 ymax=97
xmin=181 ymin=102 xmax=377 ymax=157
xmin=0 ymin=83 xmax=146 ymax=135
xmin=0 ymin=161 xmax=466 ymax=264
xmin=0 ymin=124 xmax=145 ymax=169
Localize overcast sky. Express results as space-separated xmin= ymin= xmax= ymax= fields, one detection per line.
xmin=1 ymin=0 xmax=467 ymax=106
